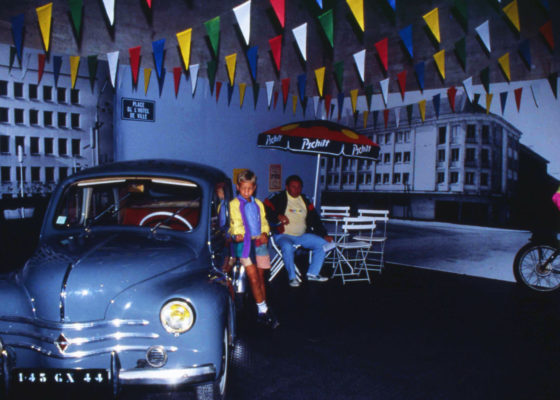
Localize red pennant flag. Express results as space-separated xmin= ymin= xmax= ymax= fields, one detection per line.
xmin=273 ymin=91 xmax=279 ymax=109
xmin=38 ymin=53 xmax=46 ymax=84
xmin=173 ymin=67 xmax=181 ymax=97
xmin=447 ymin=86 xmax=457 ymax=112
xmin=539 ymin=21 xmax=554 ymax=50
xmin=281 ymin=78 xmax=290 ymax=106
xmin=375 ymin=37 xmax=389 ymax=72
xmin=146 ymin=0 xmax=152 ymax=8
xmin=270 ymin=0 xmax=285 ymax=28
xmin=397 ymin=70 xmax=407 ymax=100
xmin=129 ymin=46 xmax=141 ymax=86
xmin=215 ymin=81 xmax=222 ymax=102
xmin=269 ymin=35 xmax=283 ymax=71
xmin=514 ymin=87 xmax=522 ymax=111
xmin=383 ymin=109 xmax=389 ymax=128
xmin=324 ymin=94 xmax=332 ymax=118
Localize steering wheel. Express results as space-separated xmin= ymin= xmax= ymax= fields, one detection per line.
xmin=139 ymin=211 xmax=193 ymax=231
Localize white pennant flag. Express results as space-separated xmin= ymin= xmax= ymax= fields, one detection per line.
xmin=531 ymin=83 xmax=540 ymax=108
xmin=233 ymin=0 xmax=251 ymax=46
xmin=292 ymin=23 xmax=307 ymax=61
xmin=189 ymin=64 xmax=199 ymax=95
xmin=353 ymin=49 xmax=366 ymax=83
xmin=102 ymin=0 xmax=116 ymax=26
xmin=462 ymin=76 xmax=474 ymax=102
xmin=106 ymin=51 xmax=119 ymax=88
xmin=313 ymin=95 xmax=320 ymax=118
xmin=394 ymin=107 xmax=400 ymax=128
xmin=266 ymin=81 xmax=274 ymax=107
xmin=380 ymin=78 xmax=390 ymax=106
xmin=475 ymin=20 xmax=491 ymax=53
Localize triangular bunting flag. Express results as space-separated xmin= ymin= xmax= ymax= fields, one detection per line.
xmin=433 ymin=93 xmax=441 ymax=118
xmin=233 ymin=0 xmax=251 ymax=46
xmin=239 ymin=83 xmax=247 ymax=108
xmin=346 ymin=0 xmax=364 ymax=31
xmin=350 ymin=89 xmax=358 ymax=114
xmin=548 ymin=72 xmax=558 ymax=98
xmin=53 ymin=56 xmax=62 ymax=87
xmin=144 ymin=68 xmax=152 ymax=94
xmin=519 ymin=39 xmax=531 ymax=70
xmin=499 ymin=91 xmax=508 ymax=114
xmin=395 ymin=107 xmax=401 ymax=128
xmin=539 ymin=21 xmax=554 ymax=50
xmin=101 ymin=0 xmax=115 ymax=26
xmin=334 ymin=61 xmax=344 ymax=91
xmin=447 ymin=86 xmax=457 ymax=112
xmin=498 ymin=53 xmax=511 ymax=82
xmin=70 ymin=56 xmax=80 ymax=89
xmin=473 ymin=93 xmax=481 ymax=106
xmin=318 ymin=9 xmax=334 ymax=48
xmin=455 ymin=37 xmax=466 ymax=70
xmin=433 ymin=49 xmax=445 ymax=80
xmin=207 ymin=59 xmax=217 ymax=94
xmin=129 ymin=46 xmax=141 ymax=86
xmin=453 ymin=0 xmax=468 ymax=30
xmin=397 ymin=70 xmax=407 ymax=100
xmin=11 ymin=14 xmax=24 ymax=61
xmin=204 ymin=16 xmax=221 ymax=57
xmin=406 ymin=104 xmax=413 ymax=125
xmin=173 ymin=66 xmax=181 ymax=97
xmin=462 ymin=76 xmax=473 ymax=102
xmin=365 ymin=84 xmax=373 ymax=111
xmin=269 ymin=35 xmax=282 ymax=71
xmin=372 ymin=110 xmax=379 ymax=129
xmin=266 ymin=81 xmax=274 ymax=107
xmin=422 ymin=8 xmax=441 ymax=43
xmin=107 ymin=51 xmax=119 ymax=88
xmin=363 ymin=110 xmax=369 ymax=129
xmin=36 ymin=3 xmax=53 ymax=52
xmin=418 ymin=100 xmax=426 ymax=122
xmin=293 ymin=95 xmax=298 ymax=115
xmin=316 ymin=0 xmax=323 ymax=9
xmin=225 ymin=53 xmax=237 ymax=86
xmin=475 ymin=20 xmax=491 ymax=53
xmin=383 ymin=109 xmax=389 ymax=128
xmin=87 ymin=55 xmax=97 ymax=90
xmin=387 ymin=0 xmax=396 ymax=11
xmin=324 ymin=94 xmax=332 ymax=118
xmin=152 ymin=39 xmax=165 ymax=78
xmin=69 ymin=0 xmax=83 ymax=37
xmin=281 ymin=78 xmax=290 ymax=107
xmin=9 ymin=47 xmax=17 ymax=70
xmin=399 ymin=25 xmax=413 ymax=59
xmin=315 ymin=67 xmax=325 ymax=97
xmin=189 ymin=63 xmax=199 ymax=95
xmin=502 ymin=0 xmax=520 ymax=32
xmin=252 ymin=83 xmax=260 ymax=109
xmin=485 ymin=93 xmax=493 ymax=114
xmin=247 ymin=46 xmax=258 ymax=80
xmin=38 ymin=54 xmax=46 ymax=84
xmin=353 ymin=50 xmax=366 ymax=83
xmin=146 ymin=0 xmax=152 ymax=8
xmin=539 ymin=0 xmax=549 ymax=11
xmin=273 ymin=91 xmax=279 ymax=109
xmin=480 ymin=67 xmax=490 ymax=93
xmin=514 ymin=87 xmax=522 ymax=111
xmin=297 ymin=74 xmax=306 ymax=103
xmin=375 ymin=38 xmax=388 ymax=72
xmin=215 ymin=81 xmax=222 ymax=102
xmin=414 ymin=62 xmax=425 ymax=92
xmin=270 ymin=0 xmax=285 ymax=28
xmin=176 ymin=28 xmax=192 ymax=71
xmin=313 ymin=95 xmax=320 ymax=117
xmin=380 ymin=78 xmax=389 ymax=106
xmin=292 ymin=23 xmax=307 ymax=61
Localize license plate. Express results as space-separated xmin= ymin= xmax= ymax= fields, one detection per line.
xmin=13 ymin=369 xmax=110 ymax=385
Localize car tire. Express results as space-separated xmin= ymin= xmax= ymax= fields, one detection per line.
xmin=195 ymin=327 xmax=229 ymax=400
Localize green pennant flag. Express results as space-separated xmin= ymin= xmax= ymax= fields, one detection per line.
xmin=454 ymin=37 xmax=466 ymax=71
xmin=69 ymin=0 xmax=83 ymax=36
xmin=204 ymin=16 xmax=221 ymax=58
xmin=87 ymin=55 xmax=98 ymax=91
xmin=407 ymin=104 xmax=413 ymax=125
xmin=334 ymin=61 xmax=344 ymax=92
xmin=207 ymin=59 xmax=217 ymax=94
xmin=453 ymin=0 xmax=468 ymax=31
xmin=548 ymin=72 xmax=558 ymax=99
xmin=318 ymin=9 xmax=334 ymax=48
xmin=473 ymin=92 xmax=481 ymax=105
xmin=480 ymin=67 xmax=490 ymax=93
xmin=365 ymin=84 xmax=373 ymax=111
xmin=9 ymin=46 xmax=17 ymax=70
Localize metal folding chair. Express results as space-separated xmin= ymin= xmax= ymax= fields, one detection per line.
xmin=356 ymin=209 xmax=389 ymax=273
xmin=268 ymin=235 xmax=302 ymax=283
xmin=320 ymin=205 xmax=351 ymax=271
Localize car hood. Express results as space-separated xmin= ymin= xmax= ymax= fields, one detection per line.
xmin=20 ymin=231 xmax=199 ymax=322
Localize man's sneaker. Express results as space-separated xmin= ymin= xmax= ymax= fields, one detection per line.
xmin=289 ymin=278 xmax=301 ymax=287
xmin=257 ymin=309 xmax=280 ymax=329
xmin=307 ymin=274 xmax=328 ymax=282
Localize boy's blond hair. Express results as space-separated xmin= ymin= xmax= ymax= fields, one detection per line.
xmin=237 ymin=169 xmax=256 ymax=185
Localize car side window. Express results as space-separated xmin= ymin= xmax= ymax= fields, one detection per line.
xmin=210 ymin=181 xmax=232 ymax=269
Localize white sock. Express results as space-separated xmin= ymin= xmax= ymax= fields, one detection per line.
xmin=257 ymin=301 xmax=268 ymax=314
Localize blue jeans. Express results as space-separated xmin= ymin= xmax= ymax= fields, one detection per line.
xmin=274 ymin=233 xmax=327 ymax=280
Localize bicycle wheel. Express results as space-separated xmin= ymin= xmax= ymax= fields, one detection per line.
xmin=513 ymin=243 xmax=560 ymax=292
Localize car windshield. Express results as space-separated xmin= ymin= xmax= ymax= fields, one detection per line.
xmin=53 ymin=176 xmax=202 ymax=232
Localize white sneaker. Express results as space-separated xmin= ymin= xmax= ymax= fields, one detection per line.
xmin=289 ymin=278 xmax=301 ymax=287
xmin=307 ymin=274 xmax=328 ymax=282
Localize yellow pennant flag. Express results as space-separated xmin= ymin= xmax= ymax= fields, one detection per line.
xmin=70 ymin=56 xmax=80 ymax=89
xmin=433 ymin=49 xmax=445 ymax=80
xmin=363 ymin=110 xmax=369 ymax=129
xmin=292 ymin=95 xmax=298 ymax=114
xmin=503 ymin=0 xmax=520 ymax=32
xmin=350 ymin=89 xmax=359 ymax=114
xmin=144 ymin=68 xmax=152 ymax=94
xmin=36 ymin=3 xmax=53 ymax=52
xmin=225 ymin=53 xmax=237 ymax=86
xmin=346 ymin=0 xmax=364 ymax=31
xmin=239 ymin=83 xmax=247 ymax=108
xmin=498 ymin=53 xmax=511 ymax=81
xmin=315 ymin=67 xmax=326 ymax=97
xmin=176 ymin=28 xmax=192 ymax=71
xmin=486 ymin=93 xmax=493 ymax=114
xmin=422 ymin=8 xmax=440 ymax=43
xmin=419 ymin=99 xmax=427 ymax=122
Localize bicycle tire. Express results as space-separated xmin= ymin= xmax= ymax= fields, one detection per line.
xmin=513 ymin=242 xmax=560 ymax=292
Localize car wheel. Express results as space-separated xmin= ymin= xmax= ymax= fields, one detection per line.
xmin=195 ymin=327 xmax=229 ymax=400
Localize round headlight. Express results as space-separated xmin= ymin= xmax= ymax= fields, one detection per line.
xmin=160 ymin=299 xmax=195 ymax=335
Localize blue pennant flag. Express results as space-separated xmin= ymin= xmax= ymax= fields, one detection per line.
xmin=53 ymin=56 xmax=62 ymax=87
xmin=414 ymin=62 xmax=425 ymax=92
xmin=399 ymin=25 xmax=413 ymax=59
xmin=433 ymin=93 xmax=441 ymax=119
xmin=157 ymin=68 xmax=166 ymax=97
xmin=373 ymin=110 xmax=379 ymax=128
xmin=500 ymin=91 xmax=508 ymax=115
xmin=539 ymin=0 xmax=549 ymax=11
xmin=519 ymin=39 xmax=531 ymax=70
xmin=297 ymin=74 xmax=306 ymax=103
xmin=316 ymin=0 xmax=323 ymax=9
xmin=337 ymin=92 xmax=345 ymax=118
xmin=11 ymin=14 xmax=24 ymax=61
xmin=387 ymin=0 xmax=396 ymax=11
xmin=152 ymin=39 xmax=166 ymax=78
xmin=247 ymin=46 xmax=258 ymax=81
xmin=227 ymin=83 xmax=235 ymax=106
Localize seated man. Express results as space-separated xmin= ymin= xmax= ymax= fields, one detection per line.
xmin=264 ymin=175 xmax=333 ymax=287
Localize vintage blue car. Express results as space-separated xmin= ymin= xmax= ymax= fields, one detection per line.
xmin=0 ymin=159 xmax=236 ymax=399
